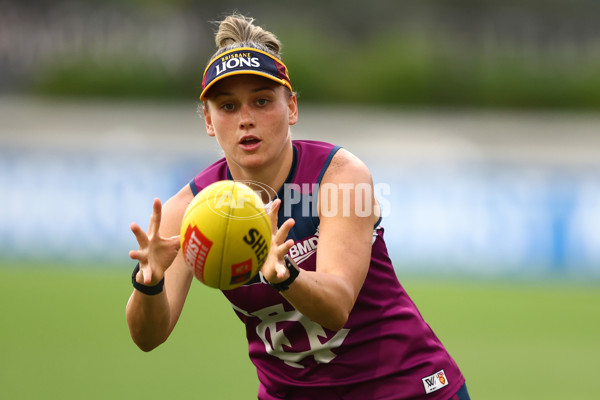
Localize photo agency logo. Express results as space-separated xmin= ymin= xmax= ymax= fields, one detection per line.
xmin=205 ymin=180 xmax=392 ymax=221
xmin=282 ymin=183 xmax=391 ymax=218
xmin=206 ymin=180 xmax=276 ymax=220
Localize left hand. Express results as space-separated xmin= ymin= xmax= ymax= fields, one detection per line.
xmin=128 ymin=198 xmax=181 ymax=286
xmin=260 ymin=199 xmax=296 ymax=283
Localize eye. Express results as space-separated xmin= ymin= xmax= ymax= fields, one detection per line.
xmin=256 ymin=98 xmax=269 ymax=106
xmin=221 ymin=103 xmax=235 ymax=111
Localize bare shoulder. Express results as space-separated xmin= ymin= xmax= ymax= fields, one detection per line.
xmin=323 ymin=148 xmax=372 ymax=184
xmin=160 ymin=185 xmax=195 ymax=236
xmin=320 ymin=148 xmax=380 ymax=224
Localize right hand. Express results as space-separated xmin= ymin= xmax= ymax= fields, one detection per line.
xmin=260 ymin=199 xmax=296 ymax=284
xmin=129 ymin=198 xmax=181 ymax=286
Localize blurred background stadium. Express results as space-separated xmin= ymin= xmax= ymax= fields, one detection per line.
xmin=1 ymin=1 xmax=599 ymax=399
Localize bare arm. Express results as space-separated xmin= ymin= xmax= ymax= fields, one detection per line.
xmin=125 ymin=186 xmax=194 ymax=351
xmin=262 ymin=150 xmax=377 ymax=331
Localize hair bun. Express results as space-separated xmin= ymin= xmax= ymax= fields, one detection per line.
xmin=214 ymin=14 xmax=281 ymax=56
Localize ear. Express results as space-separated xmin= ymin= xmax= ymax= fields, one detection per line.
xmin=288 ymin=93 xmax=298 ymax=126
xmin=203 ymin=104 xmax=216 ymax=137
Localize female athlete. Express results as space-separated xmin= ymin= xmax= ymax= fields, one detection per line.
xmin=126 ymin=14 xmax=470 ymax=400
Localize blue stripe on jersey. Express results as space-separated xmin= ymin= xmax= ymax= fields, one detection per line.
xmin=277 ymin=145 xmax=341 ymax=241
xmin=189 ymin=178 xmax=199 ymax=196
xmin=316 ymin=145 xmax=342 ymax=184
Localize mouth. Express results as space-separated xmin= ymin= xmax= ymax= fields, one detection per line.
xmin=239 ymin=135 xmax=262 ymax=151
xmin=240 ymin=136 xmax=260 ymax=145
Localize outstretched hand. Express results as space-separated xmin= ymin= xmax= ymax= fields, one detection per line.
xmin=129 ymin=198 xmax=181 ymax=286
xmin=261 ymin=199 xmax=296 ymax=283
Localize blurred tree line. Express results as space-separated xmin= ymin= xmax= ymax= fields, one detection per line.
xmin=2 ymin=0 xmax=600 ymax=109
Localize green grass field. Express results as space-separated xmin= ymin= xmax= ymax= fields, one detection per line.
xmin=1 ymin=264 xmax=598 ymax=399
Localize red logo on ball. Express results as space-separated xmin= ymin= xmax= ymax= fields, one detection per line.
xmin=183 ymin=225 xmax=213 ymax=282
xmin=230 ymin=259 xmax=253 ymax=284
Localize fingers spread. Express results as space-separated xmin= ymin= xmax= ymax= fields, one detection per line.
xmin=148 ymin=198 xmax=162 ymax=237
xmin=274 ymin=217 xmax=295 ymax=245
xmin=140 ymin=265 xmax=153 ymax=285
xmin=275 ymin=238 xmax=295 ymax=259
xmin=128 ymin=249 xmax=139 ymax=260
xmin=130 ymin=223 xmax=149 ymax=248
xmin=268 ymin=199 xmax=281 ymax=235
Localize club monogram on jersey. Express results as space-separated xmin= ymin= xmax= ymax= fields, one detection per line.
xmin=231 ymin=302 xmax=349 ymax=368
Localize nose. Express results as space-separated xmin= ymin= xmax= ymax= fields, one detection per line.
xmin=239 ymin=104 xmax=255 ymax=130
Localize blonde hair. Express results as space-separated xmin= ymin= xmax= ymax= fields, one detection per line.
xmin=200 ymin=14 xmax=293 ymax=108
xmin=210 ymin=14 xmax=283 ymax=62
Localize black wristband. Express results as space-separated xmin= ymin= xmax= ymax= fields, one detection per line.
xmin=131 ymin=263 xmax=164 ymax=295
xmin=268 ymin=255 xmax=300 ymax=292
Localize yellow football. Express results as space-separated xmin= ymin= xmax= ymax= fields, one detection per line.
xmin=180 ymin=180 xmax=272 ymax=290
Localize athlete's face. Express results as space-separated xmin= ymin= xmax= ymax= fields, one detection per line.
xmin=203 ymin=74 xmax=298 ymax=171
